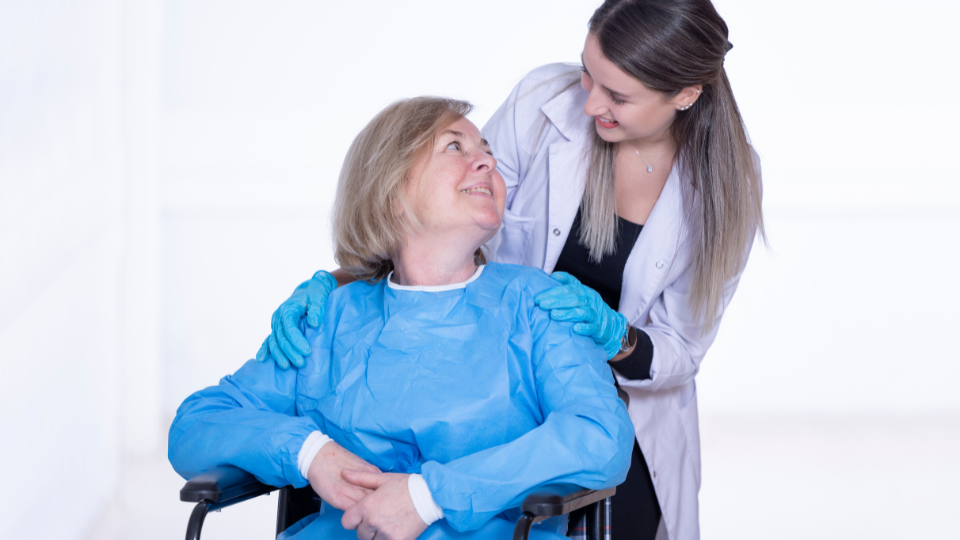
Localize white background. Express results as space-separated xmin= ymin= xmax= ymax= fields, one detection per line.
xmin=1 ymin=1 xmax=958 ymax=539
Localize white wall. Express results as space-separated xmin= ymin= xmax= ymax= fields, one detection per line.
xmin=159 ymin=0 xmax=960 ymax=417
xmin=0 ymin=2 xmax=124 ymax=537
xmin=158 ymin=0 xmax=606 ymax=413
xmin=2 ymin=1 xmax=958 ymax=538
xmin=699 ymin=0 xmax=960 ymax=415
xmin=0 ymin=1 xmax=161 ymax=538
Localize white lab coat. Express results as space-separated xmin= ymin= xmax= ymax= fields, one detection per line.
xmin=482 ymin=64 xmax=757 ymax=540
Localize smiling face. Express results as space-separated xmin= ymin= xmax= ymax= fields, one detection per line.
xmin=402 ymin=116 xmax=506 ymax=248
xmin=580 ymin=33 xmax=700 ymax=145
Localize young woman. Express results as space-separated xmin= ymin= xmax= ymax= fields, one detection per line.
xmin=258 ymin=1 xmax=763 ymax=538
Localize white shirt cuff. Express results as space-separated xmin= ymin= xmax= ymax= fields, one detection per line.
xmin=407 ymin=474 xmax=444 ymax=525
xmin=297 ymin=431 xmax=333 ymax=481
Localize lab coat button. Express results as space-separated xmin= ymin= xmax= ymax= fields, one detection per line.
xmin=653 ymin=471 xmax=657 ymax=478
xmin=552 ymin=228 xmax=561 ymax=236
xmin=655 ymin=261 xmax=664 ymax=269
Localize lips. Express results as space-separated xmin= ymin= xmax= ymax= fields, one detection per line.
xmin=595 ymin=115 xmax=620 ymax=129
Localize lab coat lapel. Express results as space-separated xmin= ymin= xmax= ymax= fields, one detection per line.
xmin=544 ymin=139 xmax=587 ymax=272
xmin=541 ymin=86 xmax=591 ymax=273
xmin=619 ymin=163 xmax=687 ymax=323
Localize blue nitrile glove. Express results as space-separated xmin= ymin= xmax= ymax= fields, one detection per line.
xmin=533 ymin=271 xmax=629 ymax=360
xmin=255 ymin=270 xmax=337 ymax=369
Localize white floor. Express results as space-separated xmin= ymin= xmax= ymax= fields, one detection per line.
xmin=699 ymin=415 xmax=960 ymax=539
xmin=85 ymin=414 xmax=960 ymax=540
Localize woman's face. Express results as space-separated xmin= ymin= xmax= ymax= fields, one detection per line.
xmin=403 ymin=117 xmax=506 ymax=245
xmin=580 ymin=33 xmax=698 ymax=144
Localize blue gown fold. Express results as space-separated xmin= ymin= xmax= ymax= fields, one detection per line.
xmin=169 ymin=263 xmax=634 ymax=539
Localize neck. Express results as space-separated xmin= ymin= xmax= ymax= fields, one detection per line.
xmin=623 ymin=124 xmax=676 ymax=155
xmin=391 ymin=234 xmax=481 ymax=287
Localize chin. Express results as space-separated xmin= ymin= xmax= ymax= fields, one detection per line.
xmin=478 ymin=218 xmax=501 ymax=232
xmin=475 ymin=214 xmax=502 ymax=233
xmin=594 ymin=125 xmax=623 ymax=143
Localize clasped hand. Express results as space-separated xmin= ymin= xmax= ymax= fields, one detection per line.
xmin=308 ymin=443 xmax=428 ymax=540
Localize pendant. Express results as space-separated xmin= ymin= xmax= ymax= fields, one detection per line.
xmin=647 ymin=165 xmax=653 ymax=173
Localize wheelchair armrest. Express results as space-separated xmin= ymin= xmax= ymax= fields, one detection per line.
xmin=181 ymin=466 xmax=281 ymax=540
xmin=180 ymin=465 xmax=278 ymax=504
xmin=520 ymin=484 xmax=616 ymax=518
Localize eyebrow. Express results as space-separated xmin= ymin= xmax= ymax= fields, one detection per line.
xmin=581 ymin=54 xmax=630 ymax=101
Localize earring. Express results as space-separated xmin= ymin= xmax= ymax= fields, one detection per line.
xmin=679 ymin=103 xmax=692 ymax=111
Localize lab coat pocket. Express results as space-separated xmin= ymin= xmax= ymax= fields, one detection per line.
xmin=498 ymin=208 xmax=536 ymax=265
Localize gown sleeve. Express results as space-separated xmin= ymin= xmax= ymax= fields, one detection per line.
xmin=420 ymin=278 xmax=635 ymax=532
xmin=167 ymin=358 xmax=321 ymax=488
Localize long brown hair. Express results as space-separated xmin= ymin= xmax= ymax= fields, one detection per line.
xmin=582 ymin=0 xmax=765 ymax=332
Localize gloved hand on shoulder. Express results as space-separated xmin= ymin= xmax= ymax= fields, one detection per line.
xmin=534 ymin=271 xmax=628 ymax=360
xmin=256 ymin=270 xmax=337 ymax=369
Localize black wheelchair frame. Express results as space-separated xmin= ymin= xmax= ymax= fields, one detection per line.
xmin=180 ymin=465 xmax=614 ymax=540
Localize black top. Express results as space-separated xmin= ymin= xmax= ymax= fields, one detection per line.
xmin=552 ymin=208 xmax=654 ymax=380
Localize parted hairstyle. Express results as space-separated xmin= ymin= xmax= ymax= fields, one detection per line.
xmin=580 ymin=0 xmax=765 ymax=332
xmin=332 ymin=96 xmax=485 ymax=281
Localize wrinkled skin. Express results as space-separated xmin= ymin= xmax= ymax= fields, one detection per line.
xmin=341 ymin=471 xmax=428 ymax=540
xmin=306 ymin=441 xmax=381 ymax=511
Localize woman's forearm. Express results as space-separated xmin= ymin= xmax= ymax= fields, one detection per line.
xmin=168 ymin=360 xmax=320 ymax=488
xmin=609 ymin=326 xmax=654 ymax=380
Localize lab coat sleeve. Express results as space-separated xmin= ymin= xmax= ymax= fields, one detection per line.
xmin=619 ymin=154 xmax=763 ymax=391
xmin=482 ymin=65 xmax=580 ymax=261
xmin=168 ymin=359 xmax=320 ymax=488
xmin=479 ymin=77 xmax=525 ymax=262
xmin=482 ymin=72 xmax=527 ymax=207
xmin=421 ymin=280 xmax=634 ymax=532
xmin=482 ymin=64 xmax=579 ymax=209
xmin=626 ymin=250 xmax=751 ymax=391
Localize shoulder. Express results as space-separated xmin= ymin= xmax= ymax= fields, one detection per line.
xmin=483 ymin=64 xmax=587 ymax=161
xmin=480 ymin=263 xmax=559 ymax=298
xmin=519 ymin=63 xmax=582 ymax=92
xmin=509 ymin=63 xmax=582 ymax=114
xmin=305 ymin=278 xmax=384 ymax=342
xmin=485 ymin=63 xmax=581 ymax=127
xmin=327 ymin=278 xmax=382 ymax=308
xmin=483 ymin=265 xmax=606 ymax=363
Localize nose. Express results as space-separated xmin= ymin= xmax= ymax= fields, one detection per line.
xmin=471 ymin=149 xmax=496 ymax=173
xmin=582 ymin=85 xmax=609 ymax=118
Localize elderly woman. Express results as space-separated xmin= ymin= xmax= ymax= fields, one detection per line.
xmin=168 ymin=97 xmax=633 ymax=540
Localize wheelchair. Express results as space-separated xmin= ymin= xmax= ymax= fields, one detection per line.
xmin=180 ymin=465 xmax=615 ymax=540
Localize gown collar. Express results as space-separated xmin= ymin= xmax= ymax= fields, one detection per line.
xmin=386 ymin=265 xmax=485 ymax=292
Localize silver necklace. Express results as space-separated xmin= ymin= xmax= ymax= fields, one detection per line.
xmin=627 ymin=143 xmax=654 ymax=173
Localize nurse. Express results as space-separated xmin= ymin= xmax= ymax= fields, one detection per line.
xmin=257 ymin=1 xmax=763 ymax=539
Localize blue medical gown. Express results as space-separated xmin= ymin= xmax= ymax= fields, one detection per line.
xmin=169 ymin=263 xmax=633 ymax=538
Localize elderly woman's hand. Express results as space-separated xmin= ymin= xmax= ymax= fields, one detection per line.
xmin=340 ymin=471 xmax=429 ymax=540
xmin=306 ymin=441 xmax=381 ymax=511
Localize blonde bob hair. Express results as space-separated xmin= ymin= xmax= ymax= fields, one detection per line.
xmin=332 ymin=96 xmax=486 ymax=281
